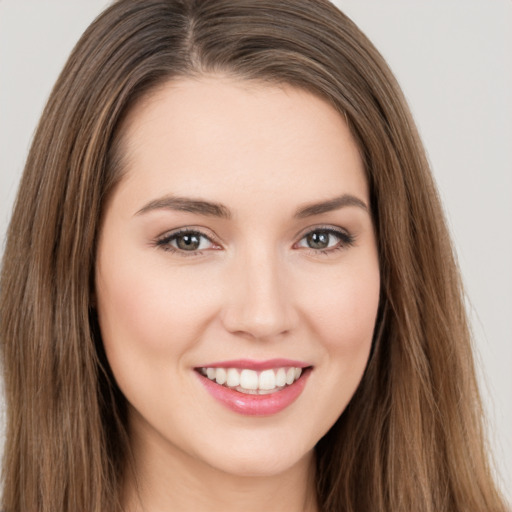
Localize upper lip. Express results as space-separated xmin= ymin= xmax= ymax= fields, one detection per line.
xmin=195 ymin=358 xmax=311 ymax=371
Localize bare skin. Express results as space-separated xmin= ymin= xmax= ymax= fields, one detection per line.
xmin=95 ymin=76 xmax=380 ymax=511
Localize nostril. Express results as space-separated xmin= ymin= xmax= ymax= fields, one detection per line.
xmin=220 ymin=307 xmax=297 ymax=340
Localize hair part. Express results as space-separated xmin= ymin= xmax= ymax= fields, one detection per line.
xmin=0 ymin=1 xmax=506 ymax=511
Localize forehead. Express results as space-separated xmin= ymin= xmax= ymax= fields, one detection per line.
xmin=113 ymin=75 xmax=368 ymax=214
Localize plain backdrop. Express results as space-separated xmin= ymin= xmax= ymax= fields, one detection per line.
xmin=0 ymin=0 xmax=511 ymax=502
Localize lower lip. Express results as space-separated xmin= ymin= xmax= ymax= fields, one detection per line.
xmin=196 ymin=369 xmax=311 ymax=416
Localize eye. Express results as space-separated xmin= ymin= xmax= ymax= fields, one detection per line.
xmin=296 ymin=228 xmax=354 ymax=252
xmin=155 ymin=229 xmax=219 ymax=254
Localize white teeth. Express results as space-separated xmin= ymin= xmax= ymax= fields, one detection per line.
xmin=226 ymin=368 xmax=240 ymax=387
xmin=215 ymin=368 xmax=227 ymax=385
xmin=200 ymin=366 xmax=306 ymax=394
xmin=259 ymin=369 xmax=276 ymax=390
xmin=275 ymin=368 xmax=286 ymax=387
xmin=240 ymin=369 xmax=259 ymax=390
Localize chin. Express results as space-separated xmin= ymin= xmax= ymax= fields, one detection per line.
xmin=199 ymin=435 xmax=315 ymax=479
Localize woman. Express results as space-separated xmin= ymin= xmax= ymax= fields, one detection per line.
xmin=0 ymin=0 xmax=507 ymax=511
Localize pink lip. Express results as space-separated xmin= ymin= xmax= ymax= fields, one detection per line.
xmin=195 ymin=366 xmax=312 ymax=416
xmin=197 ymin=358 xmax=310 ymax=371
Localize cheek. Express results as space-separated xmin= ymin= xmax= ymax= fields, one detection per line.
xmin=95 ymin=253 xmax=220 ymax=365
xmin=301 ymin=261 xmax=380 ymax=354
xmin=290 ymin=259 xmax=380 ymax=442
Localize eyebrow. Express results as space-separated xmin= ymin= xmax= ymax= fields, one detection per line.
xmin=135 ymin=196 xmax=231 ymax=219
xmin=135 ymin=193 xmax=368 ymax=219
xmin=294 ymin=194 xmax=369 ymax=218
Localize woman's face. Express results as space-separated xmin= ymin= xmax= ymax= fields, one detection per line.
xmin=95 ymin=76 xmax=380 ymax=478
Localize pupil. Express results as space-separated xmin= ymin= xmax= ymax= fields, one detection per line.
xmin=177 ymin=234 xmax=200 ymax=251
xmin=307 ymin=231 xmax=329 ymax=249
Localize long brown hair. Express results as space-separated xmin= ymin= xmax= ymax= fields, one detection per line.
xmin=0 ymin=1 xmax=507 ymax=510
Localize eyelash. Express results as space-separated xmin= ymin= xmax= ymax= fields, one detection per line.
xmin=154 ymin=228 xmax=220 ymax=256
xmin=154 ymin=226 xmax=355 ymax=257
xmin=295 ymin=227 xmax=355 ymax=255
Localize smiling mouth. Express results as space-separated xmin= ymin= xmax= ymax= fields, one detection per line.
xmin=196 ymin=366 xmax=308 ymax=395
xmin=195 ymin=363 xmax=312 ymax=415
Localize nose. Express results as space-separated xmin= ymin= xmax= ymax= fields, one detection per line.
xmin=221 ymin=248 xmax=298 ymax=340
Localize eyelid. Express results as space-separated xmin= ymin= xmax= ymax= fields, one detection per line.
xmin=293 ymin=225 xmax=355 ymax=252
xmin=154 ymin=226 xmax=222 ymax=255
xmin=153 ymin=224 xmax=355 ymax=256
xmin=294 ymin=224 xmax=351 ymax=240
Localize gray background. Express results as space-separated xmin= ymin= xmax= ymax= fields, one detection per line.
xmin=1 ymin=0 xmax=511 ymax=501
